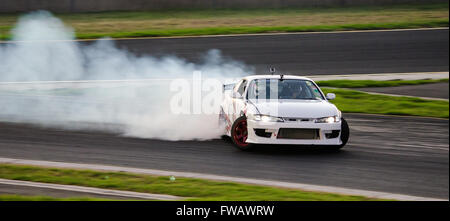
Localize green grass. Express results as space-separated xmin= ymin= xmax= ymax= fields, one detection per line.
xmin=0 ymin=194 xmax=117 ymax=201
xmin=323 ymin=88 xmax=449 ymax=118
xmin=0 ymin=3 xmax=448 ymax=40
xmin=317 ymin=78 xmax=449 ymax=88
xmin=2 ymin=20 xmax=446 ymax=40
xmin=71 ymin=20 xmax=448 ymax=39
xmin=0 ymin=164 xmax=382 ymax=201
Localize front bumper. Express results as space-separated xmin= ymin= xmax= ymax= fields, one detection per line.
xmin=246 ymin=119 xmax=342 ymax=145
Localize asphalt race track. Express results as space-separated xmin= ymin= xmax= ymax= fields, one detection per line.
xmin=99 ymin=28 xmax=450 ymax=75
xmin=0 ymin=113 xmax=448 ymax=199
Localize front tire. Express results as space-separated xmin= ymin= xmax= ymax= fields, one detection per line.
xmin=231 ymin=116 xmax=253 ymax=151
xmin=330 ymin=118 xmax=349 ymax=150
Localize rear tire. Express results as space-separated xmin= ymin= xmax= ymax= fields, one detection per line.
xmin=330 ymin=118 xmax=349 ymax=151
xmin=231 ymin=116 xmax=253 ymax=151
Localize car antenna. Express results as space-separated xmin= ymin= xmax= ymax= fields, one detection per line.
xmin=269 ymin=67 xmax=276 ymax=75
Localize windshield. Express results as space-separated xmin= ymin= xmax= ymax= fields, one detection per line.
xmin=247 ymin=79 xmax=324 ymax=100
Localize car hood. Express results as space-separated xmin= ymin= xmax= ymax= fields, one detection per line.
xmin=249 ymin=99 xmax=339 ymax=118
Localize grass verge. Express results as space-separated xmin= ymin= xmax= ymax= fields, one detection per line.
xmin=72 ymin=20 xmax=448 ymax=39
xmin=0 ymin=163 xmax=382 ymax=201
xmin=0 ymin=3 xmax=448 ymax=40
xmin=322 ymin=88 xmax=449 ymax=118
xmin=317 ymin=78 xmax=449 ymax=88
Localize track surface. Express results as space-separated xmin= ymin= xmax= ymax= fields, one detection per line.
xmin=0 ymin=113 xmax=448 ymax=199
xmin=101 ymin=29 xmax=450 ymax=75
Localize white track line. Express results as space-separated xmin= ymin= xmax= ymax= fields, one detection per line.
xmin=322 ymin=86 xmax=449 ymax=101
xmin=353 ymin=91 xmax=449 ymax=101
xmin=0 ymin=178 xmax=183 ymax=200
xmin=0 ymin=72 xmax=447 ymax=91
xmin=0 ymin=157 xmax=446 ymax=201
xmin=0 ymin=72 xmax=447 ymax=85
xmin=308 ymin=71 xmax=449 ymax=81
xmin=0 ymin=27 xmax=448 ymax=43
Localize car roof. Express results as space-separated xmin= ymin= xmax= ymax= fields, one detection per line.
xmin=242 ymin=75 xmax=314 ymax=82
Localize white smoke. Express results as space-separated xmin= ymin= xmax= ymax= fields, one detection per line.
xmin=0 ymin=11 xmax=253 ymax=140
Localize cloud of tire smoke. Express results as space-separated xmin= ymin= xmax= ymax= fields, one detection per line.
xmin=0 ymin=11 xmax=253 ymax=141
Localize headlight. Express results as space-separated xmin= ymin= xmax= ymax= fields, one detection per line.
xmin=315 ymin=116 xmax=340 ymax=123
xmin=252 ymin=114 xmax=284 ymax=122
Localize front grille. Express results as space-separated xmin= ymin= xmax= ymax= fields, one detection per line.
xmin=277 ymin=128 xmax=320 ymax=139
xmin=283 ymin=118 xmax=313 ymax=122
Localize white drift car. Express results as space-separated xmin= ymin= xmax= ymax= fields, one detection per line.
xmin=219 ymin=75 xmax=349 ymax=150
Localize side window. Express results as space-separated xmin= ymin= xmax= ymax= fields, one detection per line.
xmin=237 ymin=80 xmax=247 ymax=96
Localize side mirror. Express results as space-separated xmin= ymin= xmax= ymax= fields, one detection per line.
xmin=326 ymin=93 xmax=336 ymax=100
xmin=232 ymin=91 xmax=243 ymax=99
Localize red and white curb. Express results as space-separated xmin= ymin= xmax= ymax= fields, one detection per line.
xmin=0 ymin=157 xmax=446 ymax=201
